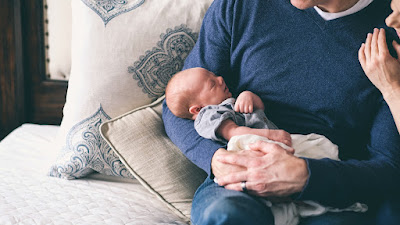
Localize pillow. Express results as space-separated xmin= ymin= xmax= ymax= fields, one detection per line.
xmin=49 ymin=0 xmax=213 ymax=179
xmin=100 ymin=96 xmax=207 ymax=220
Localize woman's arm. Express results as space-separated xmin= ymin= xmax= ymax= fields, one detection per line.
xmin=359 ymin=28 xmax=400 ymax=133
xmin=385 ymin=88 xmax=400 ymax=134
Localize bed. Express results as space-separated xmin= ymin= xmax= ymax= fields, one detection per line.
xmin=0 ymin=124 xmax=187 ymax=224
xmin=0 ymin=0 xmax=212 ymax=223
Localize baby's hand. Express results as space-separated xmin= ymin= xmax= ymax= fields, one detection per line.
xmin=234 ymin=91 xmax=256 ymax=113
xmin=264 ymin=129 xmax=292 ymax=148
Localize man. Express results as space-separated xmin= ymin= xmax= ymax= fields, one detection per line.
xmin=163 ymin=0 xmax=400 ymax=224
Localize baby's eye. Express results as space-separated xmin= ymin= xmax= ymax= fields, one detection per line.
xmin=210 ymin=81 xmax=215 ymax=89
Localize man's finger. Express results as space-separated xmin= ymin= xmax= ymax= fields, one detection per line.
xmin=224 ymin=183 xmax=243 ymax=192
xmin=216 ymin=152 xmax=252 ymax=167
xmin=248 ymin=140 xmax=287 ymax=154
xmin=217 ymin=171 xmax=248 ymax=186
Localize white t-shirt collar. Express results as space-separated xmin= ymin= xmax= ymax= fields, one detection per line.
xmin=314 ymin=0 xmax=373 ymax=21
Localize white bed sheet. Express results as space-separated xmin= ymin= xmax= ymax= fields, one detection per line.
xmin=0 ymin=124 xmax=187 ymax=225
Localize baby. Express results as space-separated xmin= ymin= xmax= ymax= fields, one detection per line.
xmin=165 ymin=67 xmax=291 ymax=146
xmin=165 ymin=67 xmax=367 ymax=225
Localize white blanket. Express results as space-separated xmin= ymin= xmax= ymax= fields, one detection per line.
xmin=227 ymin=134 xmax=367 ymax=225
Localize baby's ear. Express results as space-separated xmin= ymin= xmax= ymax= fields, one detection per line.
xmin=189 ymin=105 xmax=202 ymax=116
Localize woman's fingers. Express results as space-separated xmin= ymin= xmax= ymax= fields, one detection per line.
xmin=359 ymin=43 xmax=367 ymax=69
xmin=377 ymin=28 xmax=389 ymax=56
xmin=365 ymin=32 xmax=372 ymax=60
xmin=371 ymin=28 xmax=379 ymax=57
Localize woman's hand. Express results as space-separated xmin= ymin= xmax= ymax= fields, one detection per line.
xmin=359 ymin=28 xmax=400 ymax=99
xmin=215 ymin=141 xmax=309 ymax=197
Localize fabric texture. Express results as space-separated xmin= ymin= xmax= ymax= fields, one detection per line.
xmin=0 ymin=124 xmax=187 ymax=225
xmin=100 ymin=96 xmax=207 ymax=221
xmin=227 ymin=134 xmax=367 ymax=225
xmin=194 ymin=97 xmax=277 ymax=143
xmin=49 ymin=0 xmax=213 ymax=179
xmin=162 ymin=0 xmax=400 ymax=209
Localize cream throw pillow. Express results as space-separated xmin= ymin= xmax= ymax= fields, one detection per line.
xmin=49 ymin=0 xmax=213 ymax=179
xmin=100 ymin=96 xmax=207 ymax=220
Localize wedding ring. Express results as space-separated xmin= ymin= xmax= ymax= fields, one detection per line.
xmin=241 ymin=181 xmax=247 ymax=192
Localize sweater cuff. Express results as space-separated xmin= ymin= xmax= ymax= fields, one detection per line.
xmin=195 ymin=142 xmax=226 ymax=177
xmin=293 ymin=158 xmax=337 ymax=204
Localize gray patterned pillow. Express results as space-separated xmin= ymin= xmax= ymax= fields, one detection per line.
xmin=49 ymin=0 xmax=213 ymax=179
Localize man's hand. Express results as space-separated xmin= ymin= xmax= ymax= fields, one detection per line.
xmin=211 ymin=148 xmax=262 ymax=178
xmin=215 ymin=141 xmax=309 ymax=197
xmin=234 ymin=91 xmax=265 ymax=113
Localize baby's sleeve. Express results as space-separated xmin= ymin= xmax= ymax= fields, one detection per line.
xmin=194 ymin=105 xmax=238 ymax=144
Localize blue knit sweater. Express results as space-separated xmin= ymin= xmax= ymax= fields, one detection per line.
xmin=163 ymin=0 xmax=400 ymax=207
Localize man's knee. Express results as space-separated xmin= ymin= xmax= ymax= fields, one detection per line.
xmin=192 ymin=195 xmax=273 ymax=225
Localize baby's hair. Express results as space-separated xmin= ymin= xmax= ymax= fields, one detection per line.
xmin=165 ymin=70 xmax=197 ymax=119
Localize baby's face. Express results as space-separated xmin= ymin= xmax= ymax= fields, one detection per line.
xmin=188 ymin=68 xmax=232 ymax=106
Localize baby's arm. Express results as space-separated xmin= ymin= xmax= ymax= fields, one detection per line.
xmin=216 ymin=119 xmax=292 ymax=147
xmin=234 ymin=91 xmax=264 ymax=113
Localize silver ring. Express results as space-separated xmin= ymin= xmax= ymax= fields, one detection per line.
xmin=241 ymin=181 xmax=247 ymax=192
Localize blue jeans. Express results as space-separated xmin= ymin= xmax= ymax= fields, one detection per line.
xmin=191 ymin=177 xmax=399 ymax=225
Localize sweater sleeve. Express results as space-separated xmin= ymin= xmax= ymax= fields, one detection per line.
xmin=162 ymin=0 xmax=234 ymax=175
xmin=296 ymin=100 xmax=400 ymax=208
xmin=162 ymin=100 xmax=225 ymax=175
xmin=194 ymin=105 xmax=238 ymax=144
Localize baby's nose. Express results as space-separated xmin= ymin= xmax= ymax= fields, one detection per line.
xmin=217 ymin=76 xmax=224 ymax=85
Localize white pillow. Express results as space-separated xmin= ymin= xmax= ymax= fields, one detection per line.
xmin=49 ymin=0 xmax=213 ymax=179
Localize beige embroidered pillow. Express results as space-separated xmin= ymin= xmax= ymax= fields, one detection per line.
xmin=100 ymin=96 xmax=207 ymax=220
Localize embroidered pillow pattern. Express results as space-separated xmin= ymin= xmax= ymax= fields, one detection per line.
xmin=128 ymin=25 xmax=198 ymax=99
xmin=49 ymin=106 xmax=134 ymax=179
xmin=81 ymin=0 xmax=145 ymax=25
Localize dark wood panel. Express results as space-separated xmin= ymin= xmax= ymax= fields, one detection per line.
xmin=20 ymin=0 xmax=67 ymax=125
xmin=0 ymin=0 xmax=68 ymax=140
xmin=0 ymin=0 xmax=25 ymax=140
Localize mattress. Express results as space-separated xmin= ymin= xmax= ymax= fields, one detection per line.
xmin=0 ymin=124 xmax=187 ymax=225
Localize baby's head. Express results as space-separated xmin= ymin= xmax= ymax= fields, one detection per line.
xmin=165 ymin=67 xmax=232 ymax=120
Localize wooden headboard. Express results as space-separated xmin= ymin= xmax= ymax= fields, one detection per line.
xmin=0 ymin=0 xmax=67 ymax=140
